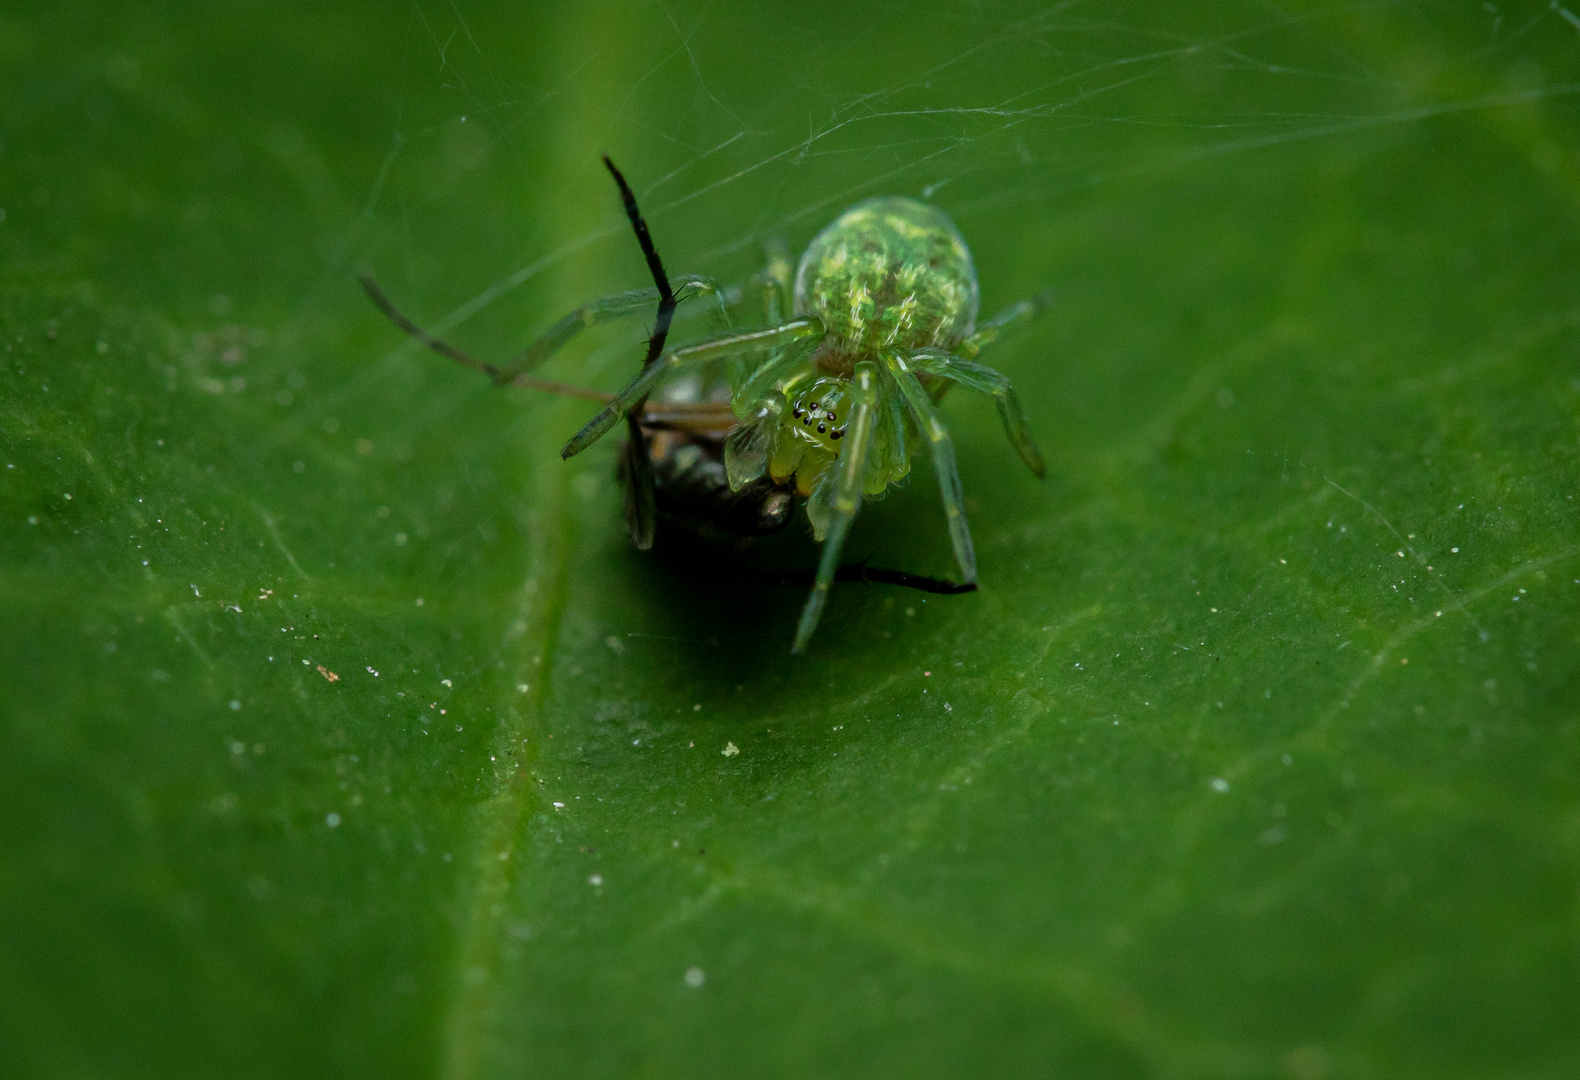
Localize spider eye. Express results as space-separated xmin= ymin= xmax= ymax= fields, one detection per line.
xmin=817 ymin=423 xmax=826 ymax=433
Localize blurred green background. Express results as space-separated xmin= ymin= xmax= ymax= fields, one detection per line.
xmin=3 ymin=2 xmax=1579 ymax=1077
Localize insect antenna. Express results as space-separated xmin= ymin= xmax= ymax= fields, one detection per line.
xmin=602 ymin=155 xmax=676 ymax=549
xmin=602 ymin=154 xmax=676 ymax=366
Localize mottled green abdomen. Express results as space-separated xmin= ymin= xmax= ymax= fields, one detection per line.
xmin=794 ymin=197 xmax=979 ymax=370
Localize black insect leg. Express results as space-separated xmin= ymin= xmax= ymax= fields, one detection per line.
xmin=850 ymin=566 xmax=979 ymax=595
xmin=618 ymin=415 xmax=658 ymax=549
xmin=745 ymin=561 xmax=979 ymax=596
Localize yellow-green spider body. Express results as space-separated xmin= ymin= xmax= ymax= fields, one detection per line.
xmin=561 ymin=192 xmax=1050 ymax=652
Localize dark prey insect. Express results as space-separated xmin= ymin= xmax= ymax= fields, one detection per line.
xmin=362 ymin=159 xmax=1050 ymax=652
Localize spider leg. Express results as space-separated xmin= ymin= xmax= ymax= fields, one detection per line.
xmin=886 ymin=352 xmax=977 ymax=584
xmin=956 ymin=287 xmax=1055 ymax=360
xmin=907 ymin=351 xmax=1046 ymax=478
xmin=761 ymin=235 xmax=793 ymax=323
xmin=359 ymin=273 xmax=722 ymax=387
xmin=792 ymin=361 xmax=880 ymax=654
xmin=490 ymin=276 xmax=725 ymax=385
xmin=560 ymin=318 xmax=824 ymax=459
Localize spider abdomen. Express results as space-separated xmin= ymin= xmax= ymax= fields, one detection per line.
xmin=794 ymin=197 xmax=980 ymax=370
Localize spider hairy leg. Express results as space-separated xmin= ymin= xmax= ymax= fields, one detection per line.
xmin=560 ymin=318 xmax=824 ymax=460
xmin=908 ymin=351 xmax=1045 ymax=478
xmin=956 ymin=288 xmax=1056 ymax=359
xmin=792 ymin=361 xmax=880 ymax=654
xmin=886 ymin=352 xmax=977 ymax=583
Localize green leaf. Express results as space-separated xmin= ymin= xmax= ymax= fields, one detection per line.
xmin=4 ymin=3 xmax=1578 ymax=1077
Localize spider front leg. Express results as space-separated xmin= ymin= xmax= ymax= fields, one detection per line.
xmin=884 ymin=352 xmax=977 ymax=584
xmin=560 ymin=318 xmax=824 ymax=459
xmin=357 ymin=273 xmax=725 ymax=388
xmin=488 ymin=276 xmax=726 ymax=385
xmin=907 ymin=350 xmax=1046 ymax=478
xmin=793 ymin=361 xmax=880 ymax=654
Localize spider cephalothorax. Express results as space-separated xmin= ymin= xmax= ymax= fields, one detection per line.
xmin=364 ymin=159 xmax=1049 ymax=653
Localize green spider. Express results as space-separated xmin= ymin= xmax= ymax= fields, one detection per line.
xmin=364 ymin=160 xmax=1050 ymax=653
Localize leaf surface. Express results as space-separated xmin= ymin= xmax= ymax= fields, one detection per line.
xmin=3 ymin=3 xmax=1579 ymax=1078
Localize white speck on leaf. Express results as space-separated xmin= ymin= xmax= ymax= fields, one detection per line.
xmin=1210 ymin=778 xmax=1230 ymax=793
xmin=722 ymin=742 xmax=739 ymax=757
xmin=684 ymin=966 xmax=705 ymax=988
